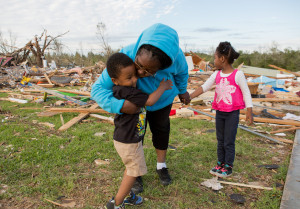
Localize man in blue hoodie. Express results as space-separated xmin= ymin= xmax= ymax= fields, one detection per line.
xmin=91 ymin=23 xmax=190 ymax=193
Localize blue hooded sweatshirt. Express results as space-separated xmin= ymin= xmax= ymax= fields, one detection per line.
xmin=91 ymin=23 xmax=189 ymax=114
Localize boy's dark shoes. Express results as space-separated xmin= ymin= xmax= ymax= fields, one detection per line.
xmin=131 ymin=176 xmax=143 ymax=194
xmin=124 ymin=191 xmax=143 ymax=206
xmin=105 ymin=197 xmax=125 ymax=209
xmin=156 ymin=167 xmax=172 ymax=186
xmin=209 ymin=161 xmax=224 ymax=176
xmin=216 ymin=164 xmax=232 ymax=178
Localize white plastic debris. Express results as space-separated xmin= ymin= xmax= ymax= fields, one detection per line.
xmin=283 ymin=113 xmax=300 ymax=122
xmin=8 ymin=98 xmax=28 ymax=103
xmin=201 ymin=177 xmax=223 ymax=190
xmin=274 ymin=133 xmax=286 ymax=137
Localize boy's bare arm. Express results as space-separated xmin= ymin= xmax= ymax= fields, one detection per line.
xmin=120 ymin=100 xmax=140 ymax=114
xmin=145 ymin=79 xmax=173 ymax=106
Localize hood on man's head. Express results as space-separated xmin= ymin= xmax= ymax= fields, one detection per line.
xmin=133 ymin=23 xmax=180 ymax=64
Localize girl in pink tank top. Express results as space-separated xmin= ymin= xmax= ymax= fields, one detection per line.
xmin=190 ymin=42 xmax=253 ymax=178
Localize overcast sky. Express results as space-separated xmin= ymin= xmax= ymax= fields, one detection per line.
xmin=1 ymin=0 xmax=299 ymax=54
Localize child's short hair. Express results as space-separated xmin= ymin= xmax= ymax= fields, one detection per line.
xmin=106 ymin=53 xmax=134 ymax=78
xmin=216 ymin=42 xmax=240 ymax=64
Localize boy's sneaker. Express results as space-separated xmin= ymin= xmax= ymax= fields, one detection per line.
xmin=216 ymin=164 xmax=233 ymax=178
xmin=156 ymin=167 xmax=172 ymax=186
xmin=209 ymin=161 xmax=224 ymax=176
xmin=124 ymin=191 xmax=143 ymax=206
xmin=105 ymin=197 xmax=125 ymax=209
xmin=131 ymin=176 xmax=143 ymax=194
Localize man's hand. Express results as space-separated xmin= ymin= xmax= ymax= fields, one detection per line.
xmin=178 ymin=91 xmax=191 ymax=105
xmin=120 ymin=100 xmax=140 ymax=114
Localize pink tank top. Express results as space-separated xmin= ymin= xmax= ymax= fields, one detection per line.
xmin=212 ymin=69 xmax=245 ymax=112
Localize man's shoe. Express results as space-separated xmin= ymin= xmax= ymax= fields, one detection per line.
xmin=131 ymin=176 xmax=143 ymax=194
xmin=156 ymin=167 xmax=172 ymax=186
xmin=209 ymin=161 xmax=224 ymax=176
xmin=124 ymin=191 xmax=143 ymax=206
xmin=216 ymin=164 xmax=232 ymax=178
xmin=105 ymin=197 xmax=125 ymax=209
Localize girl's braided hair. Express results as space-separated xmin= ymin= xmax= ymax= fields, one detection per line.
xmin=216 ymin=42 xmax=240 ymax=64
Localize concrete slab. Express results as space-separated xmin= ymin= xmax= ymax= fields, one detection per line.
xmin=280 ymin=130 xmax=300 ymax=209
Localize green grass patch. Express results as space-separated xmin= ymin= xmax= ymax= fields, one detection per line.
xmin=0 ymin=94 xmax=291 ymax=208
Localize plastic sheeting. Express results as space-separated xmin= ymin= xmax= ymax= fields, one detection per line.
xmin=251 ymin=75 xmax=285 ymax=87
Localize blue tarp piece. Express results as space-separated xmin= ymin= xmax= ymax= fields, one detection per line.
xmin=273 ymin=87 xmax=289 ymax=92
xmin=251 ymin=76 xmax=284 ymax=87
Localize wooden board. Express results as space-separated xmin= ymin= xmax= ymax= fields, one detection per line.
xmin=58 ymin=103 xmax=98 ymax=131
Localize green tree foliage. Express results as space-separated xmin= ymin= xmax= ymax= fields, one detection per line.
xmin=194 ymin=46 xmax=300 ymax=72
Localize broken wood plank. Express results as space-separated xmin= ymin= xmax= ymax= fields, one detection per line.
xmin=239 ymin=115 xmax=300 ymax=127
xmin=58 ymin=103 xmax=98 ymax=131
xmin=252 ymin=98 xmax=300 ymax=102
xmin=60 ymin=114 xmax=64 ymax=125
xmin=28 ymin=82 xmax=87 ymax=106
xmin=271 ymin=137 xmax=294 ymax=144
xmin=37 ymin=111 xmax=61 ymax=117
xmin=269 ymin=64 xmax=300 ymax=77
xmin=170 ymin=115 xmax=212 ymax=120
xmin=48 ymin=108 xmax=108 ymax=114
xmin=90 ymin=114 xmax=114 ymax=125
xmin=270 ymin=127 xmax=300 ymax=134
xmin=44 ymin=73 xmax=53 ymax=85
xmin=213 ymin=179 xmax=273 ymax=190
xmin=37 ymin=84 xmax=55 ymax=88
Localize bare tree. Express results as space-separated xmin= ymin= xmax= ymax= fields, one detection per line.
xmin=96 ymin=22 xmax=113 ymax=58
xmin=0 ymin=30 xmax=68 ymax=67
xmin=26 ymin=30 xmax=69 ymax=67
xmin=0 ymin=30 xmax=18 ymax=54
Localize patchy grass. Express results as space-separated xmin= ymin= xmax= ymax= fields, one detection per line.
xmin=0 ymin=94 xmax=293 ymax=208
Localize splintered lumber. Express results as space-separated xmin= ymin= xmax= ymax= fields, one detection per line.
xmin=269 ymin=64 xmax=300 ymax=77
xmin=270 ymin=127 xmax=300 ymax=134
xmin=28 ymin=82 xmax=87 ymax=105
xmin=57 ymin=89 xmax=91 ymax=96
xmin=37 ymin=84 xmax=55 ymax=88
xmin=252 ymin=98 xmax=300 ymax=102
xmin=49 ymin=108 xmax=108 ymax=114
xmin=90 ymin=114 xmax=114 ymax=125
xmin=58 ymin=103 xmax=98 ymax=131
xmin=44 ymin=73 xmax=53 ymax=85
xmin=239 ymin=115 xmax=300 ymax=127
xmin=37 ymin=111 xmax=61 ymax=117
xmin=211 ymin=179 xmax=273 ymax=190
xmin=188 ymin=107 xmax=283 ymax=144
xmin=271 ymin=137 xmax=293 ymax=144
